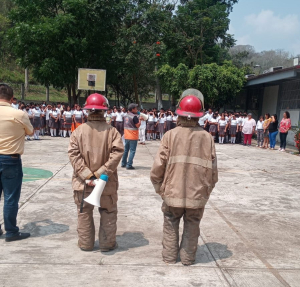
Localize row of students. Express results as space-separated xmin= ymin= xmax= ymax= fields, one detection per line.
xmin=199 ymin=110 xmax=292 ymax=150
xmin=104 ymin=107 xmax=178 ymax=145
xmin=199 ymin=111 xmax=248 ymax=144
xmin=18 ymin=102 xmax=87 ymax=139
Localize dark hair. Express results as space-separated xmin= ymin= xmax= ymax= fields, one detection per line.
xmin=273 ymin=114 xmax=277 ymax=121
xmin=0 ymin=84 xmax=13 ymax=101
xmin=265 ymin=113 xmax=270 ymax=119
xmin=284 ymin=111 xmax=290 ymax=119
xmin=259 ymin=115 xmax=263 ymax=119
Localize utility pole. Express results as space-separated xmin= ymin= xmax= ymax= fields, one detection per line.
xmin=25 ymin=68 xmax=29 ymax=92
xmin=155 ymin=65 xmax=163 ymax=110
xmin=154 ymin=41 xmax=163 ymax=109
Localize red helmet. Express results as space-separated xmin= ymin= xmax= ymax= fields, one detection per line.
xmin=84 ymin=93 xmax=109 ymax=110
xmin=176 ymin=95 xmax=204 ymax=118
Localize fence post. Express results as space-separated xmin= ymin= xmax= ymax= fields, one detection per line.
xmin=21 ymin=84 xmax=25 ymax=100
xmin=46 ymin=86 xmax=50 ymax=102
xmin=25 ymin=68 xmax=29 ymax=92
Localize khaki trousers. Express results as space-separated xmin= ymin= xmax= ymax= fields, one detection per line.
xmin=161 ymin=202 xmax=204 ymax=265
xmin=74 ymin=191 xmax=118 ymax=250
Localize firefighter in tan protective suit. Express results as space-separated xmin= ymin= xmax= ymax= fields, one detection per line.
xmin=150 ymin=89 xmax=218 ymax=265
xmin=68 ymin=93 xmax=124 ymax=252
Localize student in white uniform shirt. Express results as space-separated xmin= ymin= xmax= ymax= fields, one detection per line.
xmin=218 ymin=114 xmax=228 ymax=144
xmin=240 ymin=114 xmax=247 ymax=144
xmin=206 ymin=109 xmax=213 ymax=121
xmin=153 ymin=113 xmax=158 ymax=140
xmin=115 ymin=109 xmax=125 ymax=136
xmin=157 ymin=112 xmax=166 ymax=140
xmin=198 ymin=113 xmax=208 ymax=128
xmin=32 ymin=105 xmax=42 ymax=140
xmin=11 ymin=98 xmax=19 ymax=109
xmin=40 ymin=105 xmax=46 ymax=136
xmin=139 ymin=111 xmax=147 ymax=145
xmin=45 ymin=105 xmax=51 ymax=135
xmin=105 ymin=109 xmax=113 ymax=125
xmin=54 ymin=106 xmax=62 ymax=136
xmin=204 ymin=108 xmax=213 ymax=132
xmin=171 ymin=114 xmax=178 ymax=129
xmin=73 ymin=106 xmax=84 ymax=129
xmin=25 ymin=105 xmax=34 ymax=140
xmin=147 ymin=111 xmax=155 ymax=140
xmin=256 ymin=116 xmax=264 ymax=147
xmin=208 ymin=114 xmax=218 ymax=140
xmin=49 ymin=105 xmax=59 ymax=137
xmin=165 ymin=111 xmax=173 ymax=132
xmin=59 ymin=109 xmax=65 ymax=137
xmin=63 ymin=106 xmax=73 ymax=138
xmin=235 ymin=113 xmax=242 ymax=143
xmin=111 ymin=108 xmax=116 ymax=127
xmin=229 ymin=114 xmax=239 ymax=144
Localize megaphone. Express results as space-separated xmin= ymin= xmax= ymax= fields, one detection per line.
xmin=140 ymin=112 xmax=149 ymax=121
xmin=84 ymin=174 xmax=109 ymax=207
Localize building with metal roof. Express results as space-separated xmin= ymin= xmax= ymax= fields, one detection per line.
xmin=242 ymin=65 xmax=300 ymax=145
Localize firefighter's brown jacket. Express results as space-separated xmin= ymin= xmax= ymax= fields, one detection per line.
xmin=150 ymin=117 xmax=218 ymax=209
xmin=68 ymin=114 xmax=124 ymax=196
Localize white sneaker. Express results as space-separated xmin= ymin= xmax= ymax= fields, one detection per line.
xmin=280 ymin=149 xmax=285 ymax=152
xmin=278 ymin=148 xmax=282 ymax=151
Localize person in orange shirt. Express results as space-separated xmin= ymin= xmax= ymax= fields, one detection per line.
xmin=121 ymin=103 xmax=141 ymax=170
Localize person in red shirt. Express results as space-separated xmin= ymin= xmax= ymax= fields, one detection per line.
xmin=279 ymin=111 xmax=292 ymax=152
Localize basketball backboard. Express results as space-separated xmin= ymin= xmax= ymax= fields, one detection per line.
xmin=78 ymin=68 xmax=106 ymax=91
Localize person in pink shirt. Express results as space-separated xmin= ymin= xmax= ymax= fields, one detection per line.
xmin=279 ymin=111 xmax=291 ymax=152
xmin=242 ymin=113 xmax=256 ymax=146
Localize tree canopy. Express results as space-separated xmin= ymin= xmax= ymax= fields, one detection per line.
xmin=4 ymin=0 xmax=245 ymax=107
xmin=157 ymin=61 xmax=246 ymax=109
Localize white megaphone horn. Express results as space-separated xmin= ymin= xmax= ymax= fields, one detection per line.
xmin=140 ymin=112 xmax=149 ymax=121
xmin=84 ymin=174 xmax=109 ymax=207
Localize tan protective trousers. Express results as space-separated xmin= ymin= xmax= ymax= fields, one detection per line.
xmin=74 ymin=191 xmax=118 ymax=250
xmin=161 ymin=202 xmax=205 ymax=265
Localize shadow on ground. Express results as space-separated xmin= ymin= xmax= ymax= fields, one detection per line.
xmin=95 ymin=231 xmax=149 ymax=255
xmin=195 ymin=242 xmax=233 ymax=264
xmin=131 ymin=166 xmax=152 ymax=170
xmin=20 ymin=219 xmax=69 ymax=237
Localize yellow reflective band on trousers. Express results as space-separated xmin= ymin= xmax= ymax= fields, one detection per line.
xmin=168 ymin=155 xmax=212 ymax=169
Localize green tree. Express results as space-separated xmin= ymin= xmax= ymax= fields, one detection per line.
xmin=158 ymin=61 xmax=246 ymax=109
xmin=189 ymin=61 xmax=246 ymax=108
xmin=7 ymin=0 xmax=124 ymax=103
xmin=165 ymin=0 xmax=236 ymax=68
xmin=156 ymin=63 xmax=189 ymax=104
xmin=108 ymin=0 xmax=173 ymax=106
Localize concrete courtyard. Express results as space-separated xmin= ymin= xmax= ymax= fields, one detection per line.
xmin=0 ymin=137 xmax=299 ymax=287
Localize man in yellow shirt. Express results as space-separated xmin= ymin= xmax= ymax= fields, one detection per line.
xmin=0 ymin=83 xmax=33 ymax=241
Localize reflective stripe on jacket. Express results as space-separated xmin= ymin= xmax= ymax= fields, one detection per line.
xmin=124 ymin=112 xmax=139 ymax=140
xmin=68 ymin=116 xmax=124 ymax=195
xmin=150 ymin=125 xmax=218 ymax=209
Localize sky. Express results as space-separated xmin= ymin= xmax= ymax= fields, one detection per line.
xmin=229 ymin=0 xmax=300 ymax=55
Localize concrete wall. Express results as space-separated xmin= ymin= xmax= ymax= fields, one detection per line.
xmin=262 ymin=85 xmax=279 ymax=116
